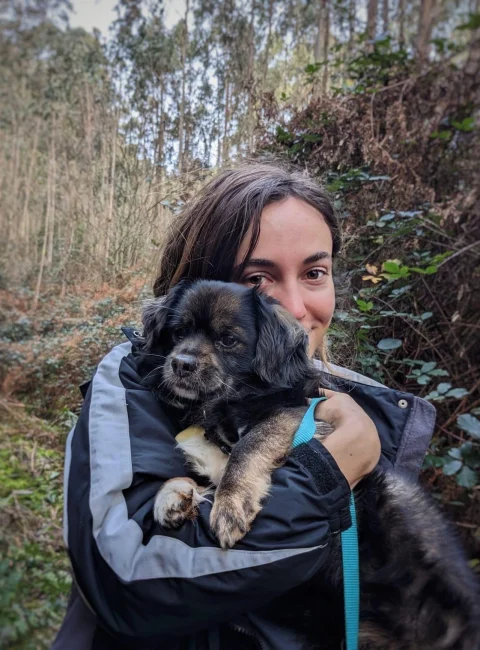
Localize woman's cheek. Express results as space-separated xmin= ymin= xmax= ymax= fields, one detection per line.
xmin=308 ymin=287 xmax=335 ymax=355
xmin=318 ymin=281 xmax=336 ymax=324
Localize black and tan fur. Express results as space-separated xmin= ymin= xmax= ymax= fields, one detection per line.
xmin=140 ymin=279 xmax=480 ymax=650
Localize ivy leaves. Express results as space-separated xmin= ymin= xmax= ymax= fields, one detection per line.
xmin=425 ymin=440 xmax=479 ymax=489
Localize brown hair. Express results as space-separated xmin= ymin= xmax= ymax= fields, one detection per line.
xmin=153 ymin=163 xmax=341 ymax=297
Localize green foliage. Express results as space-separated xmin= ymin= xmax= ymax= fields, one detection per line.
xmin=431 ymin=115 xmax=475 ymax=140
xmin=326 ymin=168 xmax=390 ymax=193
xmin=304 ymin=61 xmax=326 ymax=83
xmin=457 ymin=414 xmax=480 ymax=440
xmin=337 ymin=36 xmax=410 ymax=94
xmin=0 ymin=545 xmax=71 ymax=649
xmin=0 ymin=427 xmax=71 ymax=648
xmin=0 ymin=318 xmax=34 ymax=343
xmin=424 ymin=441 xmax=479 ymax=488
xmin=452 ymin=116 xmax=475 ymax=133
xmin=456 ymin=12 xmax=480 ymax=30
xmin=377 ymin=338 xmax=402 ymax=351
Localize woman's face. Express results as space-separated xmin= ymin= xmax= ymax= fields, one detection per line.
xmin=235 ymin=196 xmax=335 ymax=357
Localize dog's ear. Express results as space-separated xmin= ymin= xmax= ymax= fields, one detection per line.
xmin=141 ymin=280 xmax=190 ymax=352
xmin=252 ymin=292 xmax=311 ymax=389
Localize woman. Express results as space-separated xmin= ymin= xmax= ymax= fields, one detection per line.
xmin=52 ymin=164 xmax=435 ymax=650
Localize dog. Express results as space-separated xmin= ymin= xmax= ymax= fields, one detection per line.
xmin=140 ymin=279 xmax=480 ymax=650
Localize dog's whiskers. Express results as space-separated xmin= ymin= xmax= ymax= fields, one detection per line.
xmin=140 ymin=353 xmax=168 ymax=360
xmin=141 ymin=366 xmax=165 ymax=384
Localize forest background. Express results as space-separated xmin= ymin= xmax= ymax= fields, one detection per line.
xmin=0 ymin=0 xmax=479 ymax=647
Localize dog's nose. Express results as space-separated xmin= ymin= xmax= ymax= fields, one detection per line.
xmin=171 ymin=354 xmax=198 ymax=376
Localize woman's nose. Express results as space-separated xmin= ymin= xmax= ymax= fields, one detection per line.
xmin=273 ymin=285 xmax=307 ymax=321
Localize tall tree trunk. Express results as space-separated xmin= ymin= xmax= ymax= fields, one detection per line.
xmin=322 ymin=0 xmax=330 ymax=94
xmin=367 ymin=0 xmax=378 ymax=42
xmin=84 ymin=83 xmax=96 ymax=259
xmin=314 ymin=0 xmax=329 ymax=96
xmin=465 ymin=0 xmax=480 ymax=75
xmin=348 ymin=0 xmax=356 ymax=54
xmin=178 ymin=0 xmax=190 ymax=174
xmin=156 ymin=81 xmax=166 ymax=224
xmin=222 ymin=76 xmax=230 ymax=164
xmin=314 ymin=0 xmax=324 ymax=62
xmin=32 ymin=207 xmax=48 ymax=312
xmin=105 ymin=115 xmax=117 ymax=271
xmin=416 ymin=0 xmax=436 ymax=64
xmin=246 ymin=0 xmax=256 ymax=152
xmin=21 ymin=118 xmax=40 ymax=257
xmin=33 ymin=127 xmax=53 ymax=312
xmin=398 ymin=0 xmax=405 ymax=46
xmin=263 ymin=0 xmax=274 ymax=88
xmin=383 ymin=0 xmax=389 ymax=33
xmin=216 ymin=118 xmax=222 ymax=168
xmin=11 ymin=127 xmax=20 ymax=244
xmin=46 ymin=114 xmax=56 ymax=267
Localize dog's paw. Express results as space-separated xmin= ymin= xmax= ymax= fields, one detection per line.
xmin=154 ymin=477 xmax=205 ymax=529
xmin=210 ymin=493 xmax=260 ymax=549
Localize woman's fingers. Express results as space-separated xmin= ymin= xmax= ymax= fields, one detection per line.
xmin=314 ymin=388 xmax=381 ymax=486
xmin=320 ymin=388 xmax=336 ymax=399
xmin=315 ymin=389 xmax=359 ymax=427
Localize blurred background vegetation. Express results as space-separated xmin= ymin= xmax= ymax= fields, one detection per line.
xmin=0 ymin=0 xmax=479 ymax=646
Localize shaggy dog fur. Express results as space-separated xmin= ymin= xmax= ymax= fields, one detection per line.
xmin=139 ymin=279 xmax=480 ymax=650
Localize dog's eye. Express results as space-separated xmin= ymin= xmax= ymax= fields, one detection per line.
xmin=219 ymin=334 xmax=237 ymax=348
xmin=173 ymin=327 xmax=186 ymax=341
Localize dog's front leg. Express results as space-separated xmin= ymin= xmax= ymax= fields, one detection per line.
xmin=154 ymin=433 xmax=230 ymax=530
xmin=210 ymin=407 xmax=307 ymax=549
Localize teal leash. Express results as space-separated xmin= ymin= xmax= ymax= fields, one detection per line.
xmin=292 ymin=397 xmax=359 ymax=650
xmin=341 ymin=492 xmax=359 ymax=650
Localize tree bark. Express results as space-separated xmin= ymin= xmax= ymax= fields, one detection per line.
xmin=314 ymin=0 xmax=329 ymax=96
xmin=246 ymin=0 xmax=256 ymax=152
xmin=263 ymin=0 xmax=274 ymax=88
xmin=416 ymin=0 xmax=436 ymax=64
xmin=398 ymin=0 xmax=405 ymax=47
xmin=178 ymin=0 xmax=190 ymax=174
xmin=46 ymin=114 xmax=56 ymax=267
xmin=348 ymin=0 xmax=356 ymax=54
xmin=21 ymin=118 xmax=40 ymax=257
xmin=322 ymin=0 xmax=330 ymax=94
xmin=465 ymin=0 xmax=480 ymax=76
xmin=105 ymin=115 xmax=118 ymax=271
xmin=222 ymin=75 xmax=230 ymax=164
xmin=33 ymin=122 xmax=53 ymax=312
xmin=314 ymin=0 xmax=324 ymax=62
xmin=383 ymin=0 xmax=389 ymax=33
xmin=367 ymin=0 xmax=378 ymax=42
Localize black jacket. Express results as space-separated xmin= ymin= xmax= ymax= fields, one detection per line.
xmin=51 ymin=329 xmax=436 ymax=650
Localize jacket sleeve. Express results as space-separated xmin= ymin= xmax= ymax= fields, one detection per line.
xmin=64 ymin=342 xmax=351 ymax=641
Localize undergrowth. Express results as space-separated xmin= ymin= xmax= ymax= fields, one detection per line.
xmin=0 ymin=414 xmax=71 ymax=649
xmin=0 ymin=272 xmax=147 ymax=648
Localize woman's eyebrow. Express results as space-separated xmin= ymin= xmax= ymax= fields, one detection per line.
xmin=244 ymin=257 xmax=276 ymax=268
xmin=303 ymin=251 xmax=331 ymax=264
xmin=244 ymin=251 xmax=331 ymax=268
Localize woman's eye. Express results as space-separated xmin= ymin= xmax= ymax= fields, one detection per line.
xmin=244 ymin=274 xmax=265 ymax=287
xmin=220 ymin=334 xmax=237 ymax=348
xmin=305 ymin=268 xmax=327 ymax=280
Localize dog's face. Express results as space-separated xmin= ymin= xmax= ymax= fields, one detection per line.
xmin=141 ymin=280 xmax=311 ymax=402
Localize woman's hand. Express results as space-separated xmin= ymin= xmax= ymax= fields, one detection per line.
xmin=315 ymin=389 xmax=381 ymax=488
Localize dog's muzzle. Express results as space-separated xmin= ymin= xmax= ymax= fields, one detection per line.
xmin=171 ymin=353 xmax=198 ymax=377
